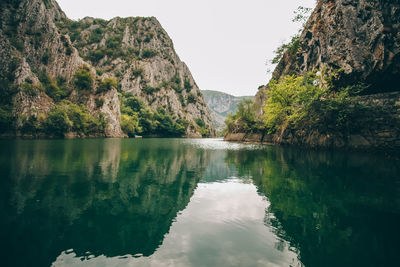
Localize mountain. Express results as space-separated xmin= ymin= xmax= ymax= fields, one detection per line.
xmin=201 ymin=90 xmax=253 ymax=132
xmin=226 ymin=0 xmax=400 ymax=150
xmin=0 ymin=0 xmax=215 ymax=138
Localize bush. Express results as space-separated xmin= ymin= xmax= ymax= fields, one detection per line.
xmin=45 ymin=104 xmax=73 ymax=136
xmin=179 ymin=94 xmax=186 ymax=107
xmin=41 ymin=48 xmax=51 ymax=65
xmin=106 ymin=35 xmax=122 ymax=49
xmin=124 ymin=95 xmax=145 ymax=112
xmin=45 ymin=79 xmax=63 ymax=101
xmin=96 ymin=69 xmax=103 ymax=76
xmin=89 ymin=28 xmax=104 ymax=44
xmin=121 ymin=113 xmax=142 ymax=137
xmin=224 ymin=99 xmax=260 ymax=133
xmin=184 ymin=79 xmax=192 ymax=92
xmin=142 ymin=49 xmax=157 ymax=58
xmin=87 ymin=49 xmax=105 ymax=63
xmin=187 ymin=93 xmax=196 ymax=104
xmin=22 ymin=82 xmax=41 ymax=96
xmin=74 ymin=65 xmax=93 ymax=90
xmin=44 ymin=100 xmax=106 ymax=136
xmin=95 ymin=98 xmax=104 ymax=108
xmin=263 ymin=71 xmax=367 ymax=134
xmin=194 ymin=118 xmax=211 ymax=137
xmin=143 ymin=85 xmax=159 ymax=94
xmin=119 ymin=93 xmax=188 ymax=137
xmin=97 ymin=77 xmax=117 ymax=94
xmin=35 ymin=71 xmax=70 ymax=101
xmin=132 ymin=67 xmax=143 ymax=77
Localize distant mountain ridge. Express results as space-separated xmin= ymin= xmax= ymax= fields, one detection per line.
xmin=201 ymin=90 xmax=253 ymax=132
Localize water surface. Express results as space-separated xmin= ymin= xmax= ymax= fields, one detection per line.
xmin=0 ymin=138 xmax=399 ymax=266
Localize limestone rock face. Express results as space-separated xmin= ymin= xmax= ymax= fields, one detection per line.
xmin=233 ymin=0 xmax=400 ymax=150
xmin=273 ymin=0 xmax=400 ymax=93
xmin=253 ymin=0 xmax=400 ymax=116
xmin=202 ymin=90 xmax=253 ymax=132
xmin=0 ymin=0 xmax=214 ymax=137
xmin=65 ymin=16 xmax=215 ymax=137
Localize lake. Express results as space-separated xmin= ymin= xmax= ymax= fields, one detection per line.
xmin=0 ymin=138 xmax=399 ymax=267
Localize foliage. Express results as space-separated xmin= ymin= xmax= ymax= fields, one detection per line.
xmin=34 ymin=71 xmax=70 ymax=101
xmin=141 ymin=49 xmax=157 ymax=58
xmin=73 ymin=65 xmax=93 ymax=91
xmin=22 ymin=81 xmax=41 ymax=96
xmin=121 ymin=114 xmax=141 ymax=137
xmin=106 ymin=35 xmax=122 ymax=49
xmin=187 ymin=93 xmax=196 ymax=104
xmin=194 ymin=118 xmax=211 ymax=137
xmin=195 ymin=118 xmax=205 ymax=128
xmin=41 ymin=48 xmax=51 ymax=65
xmin=96 ymin=69 xmax=103 ymax=76
xmin=143 ymin=85 xmax=159 ymax=94
xmin=268 ymin=5 xmax=311 ymax=66
xmin=89 ymin=28 xmax=104 ymax=44
xmin=184 ymin=79 xmax=192 ymax=92
xmin=292 ymin=6 xmax=312 ymax=25
xmin=95 ymin=98 xmax=104 ymax=108
xmin=170 ymin=75 xmax=183 ymax=93
xmin=132 ymin=67 xmax=143 ymax=77
xmin=179 ymin=94 xmax=186 ymax=107
xmin=224 ymin=99 xmax=261 ymax=133
xmin=97 ymin=77 xmax=118 ymax=94
xmin=44 ymin=100 xmax=106 ymax=136
xmin=44 ymin=103 xmax=73 ymax=136
xmin=119 ymin=93 xmax=190 ymax=137
xmin=271 ymin=35 xmax=300 ymax=64
xmin=263 ymin=70 xmax=369 ymax=134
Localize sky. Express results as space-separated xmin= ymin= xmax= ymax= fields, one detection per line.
xmin=56 ymin=0 xmax=316 ymax=96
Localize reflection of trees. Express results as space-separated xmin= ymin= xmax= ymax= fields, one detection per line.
xmin=226 ymin=147 xmax=400 ymax=267
xmin=0 ymin=139 xmax=209 ymax=267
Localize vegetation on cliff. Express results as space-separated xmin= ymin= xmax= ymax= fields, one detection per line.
xmin=17 ymin=100 xmax=107 ymax=137
xmin=225 ymin=1 xmax=400 ymax=149
xmin=120 ymin=93 xmax=211 ymax=137
xmin=263 ymin=70 xmax=370 ymax=134
xmin=0 ymin=0 xmax=215 ymax=138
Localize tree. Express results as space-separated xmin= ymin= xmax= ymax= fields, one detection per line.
xmin=74 ymin=65 xmax=93 ymax=90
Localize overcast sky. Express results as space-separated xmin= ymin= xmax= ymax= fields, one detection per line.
xmin=57 ymin=0 xmax=316 ymax=96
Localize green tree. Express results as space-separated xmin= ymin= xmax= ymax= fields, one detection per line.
xmin=74 ymin=65 xmax=93 ymax=90
xmin=98 ymin=77 xmax=118 ymax=94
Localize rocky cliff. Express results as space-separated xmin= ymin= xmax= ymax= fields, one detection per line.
xmin=274 ymin=0 xmax=400 ymax=92
xmin=201 ymin=90 xmax=253 ymax=132
xmin=255 ymin=0 xmax=400 ymax=110
xmin=229 ymin=0 xmax=400 ymax=151
xmin=0 ymin=0 xmax=214 ymax=138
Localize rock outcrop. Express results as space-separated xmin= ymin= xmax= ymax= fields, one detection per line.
xmin=273 ymin=0 xmax=400 ymax=93
xmin=255 ymin=0 xmax=400 ymax=116
xmin=227 ymin=0 xmax=400 ymax=151
xmin=0 ymin=0 xmax=215 ymax=138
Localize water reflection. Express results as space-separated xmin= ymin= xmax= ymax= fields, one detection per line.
xmin=226 ymin=146 xmax=400 ymax=267
xmin=0 ymin=139 xmax=209 ymax=267
xmin=0 ymin=139 xmax=399 ymax=267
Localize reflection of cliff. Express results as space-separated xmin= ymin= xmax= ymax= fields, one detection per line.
xmin=0 ymin=139 xmax=209 ymax=267
xmin=226 ymin=147 xmax=400 ymax=267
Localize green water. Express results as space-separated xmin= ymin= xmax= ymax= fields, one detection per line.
xmin=0 ymin=138 xmax=399 ymax=267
